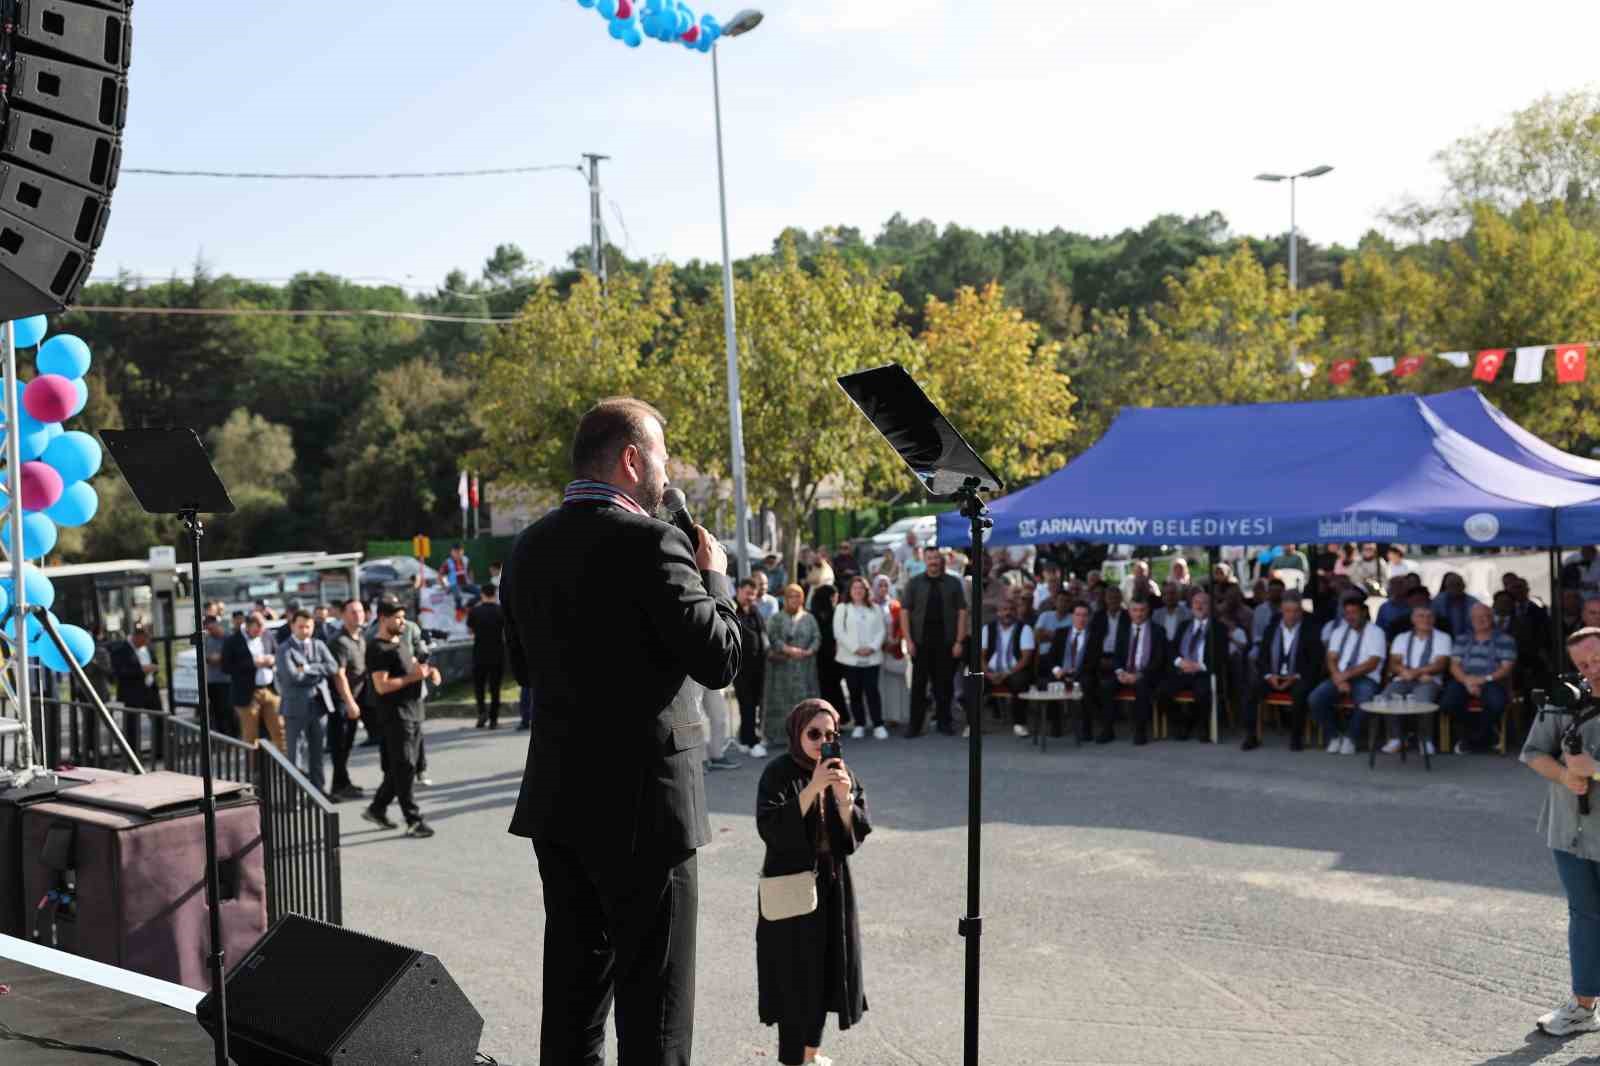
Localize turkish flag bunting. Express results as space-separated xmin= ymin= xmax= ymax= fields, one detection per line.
xmin=1472 ymin=349 xmax=1506 ymax=382
xmin=1328 ymin=359 xmax=1356 ymax=385
xmin=1557 ymin=344 xmax=1588 ymax=384
xmin=1394 ymin=353 xmax=1425 ymax=378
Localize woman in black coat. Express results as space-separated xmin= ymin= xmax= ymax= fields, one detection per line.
xmin=809 ymin=585 xmax=852 ymax=726
xmin=757 ymin=698 xmax=870 ymax=1066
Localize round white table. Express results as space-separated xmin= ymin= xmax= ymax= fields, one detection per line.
xmin=1020 ymin=686 xmax=1084 ymax=751
xmin=1359 ymin=699 xmax=1440 ymax=771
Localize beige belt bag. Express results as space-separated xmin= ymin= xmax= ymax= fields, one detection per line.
xmin=758 ymin=870 xmax=818 ymax=921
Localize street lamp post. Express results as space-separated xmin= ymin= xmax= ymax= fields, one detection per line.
xmin=1254 ymin=164 xmax=1333 ymax=367
xmin=712 ymin=8 xmax=763 ymax=580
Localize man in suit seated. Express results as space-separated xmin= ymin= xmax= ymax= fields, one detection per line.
xmin=1086 ymin=587 xmax=1132 ymax=741
xmin=1161 ymin=590 xmax=1220 ymax=742
xmin=1095 ymin=597 xmax=1166 ymax=746
xmin=1441 ymin=602 xmax=1517 ymax=754
xmin=1041 ymin=601 xmax=1093 ymax=741
xmin=1242 ymin=597 xmax=1321 ymax=751
xmin=275 ymin=609 xmax=340 ymax=793
xmin=982 ymin=596 xmax=1037 ymax=738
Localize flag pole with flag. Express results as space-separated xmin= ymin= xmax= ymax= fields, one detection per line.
xmin=469 ymin=474 xmax=481 ymax=540
xmin=458 ymin=470 xmax=469 ymax=540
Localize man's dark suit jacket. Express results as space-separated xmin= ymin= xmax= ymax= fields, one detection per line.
xmin=222 ymin=628 xmax=278 ymax=709
xmin=1104 ymin=621 xmax=1169 ymax=686
xmin=503 ymin=498 xmax=741 ymax=860
xmin=1253 ymin=619 xmax=1325 ymax=685
xmin=1086 ymin=609 xmax=1132 ymax=674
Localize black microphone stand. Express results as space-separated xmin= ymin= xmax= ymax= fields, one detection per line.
xmin=957 ymin=478 xmax=990 ymax=1066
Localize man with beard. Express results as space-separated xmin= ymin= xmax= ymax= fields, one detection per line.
xmin=503 ymin=397 xmax=741 ymax=1066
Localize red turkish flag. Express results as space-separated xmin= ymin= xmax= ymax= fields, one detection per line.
xmin=1557 ymin=344 xmax=1588 ymax=384
xmin=469 ymin=475 xmax=480 ymax=508
xmin=1472 ymin=349 xmax=1506 ymax=382
xmin=1328 ymin=359 xmax=1356 ymax=385
xmin=1394 ymin=353 xmax=1425 ymax=378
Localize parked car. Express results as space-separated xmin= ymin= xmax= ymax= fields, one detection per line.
xmin=871 ymin=515 xmax=939 ymax=552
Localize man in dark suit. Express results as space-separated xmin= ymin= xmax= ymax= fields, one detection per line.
xmin=1039 ymin=601 xmax=1093 ymax=740
xmin=1242 ymin=597 xmax=1322 ymax=751
xmin=1085 ymin=586 xmax=1131 ymax=740
xmin=1088 ymin=592 xmax=1164 ymax=742
xmin=222 ymin=612 xmax=283 ymax=750
xmin=1162 ymin=589 xmax=1223 ymax=741
xmin=503 ymin=397 xmax=741 ymax=1066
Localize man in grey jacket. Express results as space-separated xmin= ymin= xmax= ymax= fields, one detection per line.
xmin=277 ymin=608 xmax=340 ymax=793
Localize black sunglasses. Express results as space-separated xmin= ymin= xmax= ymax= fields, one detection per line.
xmin=805 ymin=728 xmax=838 ymax=742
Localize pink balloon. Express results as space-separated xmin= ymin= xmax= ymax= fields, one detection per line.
xmin=19 ymin=460 xmax=63 ymax=511
xmin=23 ymin=374 xmax=75 ymax=424
xmin=682 ymin=24 xmax=700 ymax=42
xmin=616 ymin=0 xmax=632 ymax=17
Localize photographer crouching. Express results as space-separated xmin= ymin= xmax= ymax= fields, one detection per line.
xmin=1523 ymin=627 xmax=1600 ymax=1036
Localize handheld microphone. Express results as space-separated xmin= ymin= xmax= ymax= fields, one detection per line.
xmin=661 ymin=487 xmax=698 ymax=547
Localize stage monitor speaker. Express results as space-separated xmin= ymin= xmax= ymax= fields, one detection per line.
xmin=196 ymin=914 xmax=485 ymax=1066
xmin=0 ymin=0 xmax=131 ymax=319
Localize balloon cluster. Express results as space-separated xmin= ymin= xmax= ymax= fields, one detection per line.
xmin=0 ymin=314 xmax=101 ymax=673
xmin=576 ymin=0 xmax=722 ymax=51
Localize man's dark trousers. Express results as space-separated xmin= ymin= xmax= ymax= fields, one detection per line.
xmin=326 ymin=706 xmax=358 ymax=792
xmin=1160 ymin=672 xmax=1213 ymax=739
xmin=370 ymin=718 xmax=421 ymax=825
xmin=735 ymin=667 xmax=763 ymax=748
xmin=473 ymin=662 xmax=503 ymax=726
xmin=534 ymin=842 xmax=697 ymax=1066
xmin=909 ymin=643 xmax=958 ymax=734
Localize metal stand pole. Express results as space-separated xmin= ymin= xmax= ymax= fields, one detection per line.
xmin=958 ymin=480 xmax=989 ymax=1066
xmin=181 ymin=510 xmax=229 ymax=1066
xmin=1 ymin=319 xmax=35 ymax=783
xmin=713 ymin=43 xmax=751 ymax=581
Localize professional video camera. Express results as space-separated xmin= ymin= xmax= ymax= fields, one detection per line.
xmin=1534 ymin=674 xmax=1600 ymax=816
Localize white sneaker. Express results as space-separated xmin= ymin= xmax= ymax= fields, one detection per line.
xmin=1423 ymin=740 xmax=1437 ymax=756
xmin=1338 ymin=737 xmax=1356 ymax=755
xmin=808 ymin=1056 xmax=834 ymax=1066
xmin=1381 ymin=738 xmax=1402 ymax=754
xmin=1012 ymin=723 xmax=1029 ymax=738
xmin=750 ymin=743 xmax=768 ymax=758
xmin=873 ymin=725 xmax=889 ymax=740
xmin=1326 ymin=736 xmax=1342 ymax=754
xmin=851 ymin=726 xmax=866 ymax=740
xmin=1539 ymin=997 xmax=1600 ymax=1036
xmin=1454 ymin=740 xmax=1469 ymax=755
xmin=961 ymin=726 xmax=971 ymax=737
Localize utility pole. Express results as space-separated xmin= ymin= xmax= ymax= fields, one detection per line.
xmin=582 ymin=153 xmax=609 ymax=287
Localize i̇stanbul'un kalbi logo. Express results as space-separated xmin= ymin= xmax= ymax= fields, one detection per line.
xmin=1316 ymin=512 xmax=1400 ymax=539
xmin=1463 ymin=512 xmax=1501 ymax=543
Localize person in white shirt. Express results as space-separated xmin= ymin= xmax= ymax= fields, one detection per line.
xmin=753 ymin=570 xmax=780 ymax=621
xmin=834 ymin=576 xmax=889 ymax=740
xmin=1120 ymin=560 xmax=1152 ymax=602
xmin=893 ymin=530 xmax=922 ymax=570
xmin=1033 ymin=563 xmax=1063 ymax=612
xmin=982 ymin=596 xmax=1037 ymax=738
xmin=1033 ymin=588 xmax=1071 ymax=656
xmin=1307 ymin=598 xmax=1387 ymax=755
xmin=1151 ymin=581 xmax=1191 ymax=643
xmin=1378 ymin=606 xmax=1451 ymax=755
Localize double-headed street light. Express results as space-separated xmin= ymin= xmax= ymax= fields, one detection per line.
xmin=1255 ymin=164 xmax=1333 ymax=365
xmin=713 ymin=8 xmax=763 ymax=579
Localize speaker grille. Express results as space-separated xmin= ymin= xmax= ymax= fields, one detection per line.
xmin=217 ymin=915 xmax=419 ymax=1061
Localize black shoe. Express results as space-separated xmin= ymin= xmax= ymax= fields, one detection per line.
xmin=1289 ymin=735 xmax=1304 ymax=752
xmin=404 ymin=820 xmax=435 ymax=838
xmin=488 ymin=720 xmax=498 ymax=730
xmin=362 ymin=807 xmax=398 ymax=831
xmin=1094 ymin=731 xmax=1115 ymax=745
xmin=1240 ymin=736 xmax=1261 ymax=752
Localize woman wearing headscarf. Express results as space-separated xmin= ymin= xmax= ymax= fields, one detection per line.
xmin=871 ymin=574 xmax=910 ymax=729
xmin=764 ymin=585 xmax=821 ymax=749
xmin=810 ymin=584 xmax=852 ymax=730
xmin=757 ymin=699 xmax=870 ymax=1066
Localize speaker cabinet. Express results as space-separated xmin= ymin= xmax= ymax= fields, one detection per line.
xmin=196 ymin=914 xmax=485 ymax=1066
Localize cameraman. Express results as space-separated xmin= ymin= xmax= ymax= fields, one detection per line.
xmin=1522 ymin=626 xmax=1600 ymax=1036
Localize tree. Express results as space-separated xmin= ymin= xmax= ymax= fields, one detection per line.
xmin=669 ymin=241 xmax=919 ymax=577
xmin=917 ymin=283 xmax=1076 ymax=488
xmin=208 ymin=408 xmax=297 ymax=498
xmin=472 ymin=269 xmax=677 ymax=494
xmin=1309 ymin=245 xmax=1450 ymax=397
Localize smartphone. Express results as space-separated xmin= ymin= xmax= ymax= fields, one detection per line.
xmin=820 ymin=739 xmax=843 ymax=763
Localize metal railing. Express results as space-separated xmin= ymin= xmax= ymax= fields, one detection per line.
xmin=5 ymin=694 xmax=342 ymax=927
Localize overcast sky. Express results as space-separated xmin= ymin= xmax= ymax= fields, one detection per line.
xmin=95 ymin=0 xmax=1600 ymax=292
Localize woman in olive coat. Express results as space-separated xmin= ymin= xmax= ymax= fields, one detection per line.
xmin=756 ymin=699 xmax=870 ymax=1066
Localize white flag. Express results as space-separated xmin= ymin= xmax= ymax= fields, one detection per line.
xmin=1514 ymin=346 xmax=1546 ymax=384
xmin=1438 ymin=351 xmax=1471 ymax=368
xmin=458 ymin=470 xmax=469 ymax=510
xmin=1368 ymin=356 xmax=1396 ymax=376
xmin=1295 ymin=361 xmax=1317 ymax=379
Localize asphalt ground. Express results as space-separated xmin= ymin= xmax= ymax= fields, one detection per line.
xmin=334 ymin=715 xmax=1599 ymax=1066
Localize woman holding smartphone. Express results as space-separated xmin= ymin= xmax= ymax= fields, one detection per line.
xmin=756 ymin=699 xmax=871 ymax=1066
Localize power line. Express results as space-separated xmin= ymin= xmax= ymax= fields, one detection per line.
xmin=71 ymin=305 xmax=518 ymax=324
xmin=120 ymin=163 xmax=586 ymax=181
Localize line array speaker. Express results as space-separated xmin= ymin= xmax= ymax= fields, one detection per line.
xmin=0 ymin=0 xmax=131 ymax=319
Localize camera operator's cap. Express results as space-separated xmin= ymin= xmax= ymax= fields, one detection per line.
xmin=1568 ymin=626 xmax=1600 ymax=646
xmin=377 ymin=595 xmax=405 ymax=617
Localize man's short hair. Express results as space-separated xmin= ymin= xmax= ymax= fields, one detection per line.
xmin=481 ymin=583 xmax=498 ymax=598
xmin=1568 ymin=626 xmax=1600 ymax=648
xmin=246 ymin=612 xmax=265 ymax=627
xmin=340 ymin=598 xmax=361 ymax=612
xmin=231 ymin=610 xmax=245 ymax=622
xmin=738 ymin=577 xmax=759 ymax=591
xmin=571 ymin=397 xmax=666 ymax=478
xmin=1268 ymin=578 xmax=1286 ymax=590
xmin=291 ymin=609 xmax=313 ymax=623
xmin=377 ymin=599 xmax=405 ymax=617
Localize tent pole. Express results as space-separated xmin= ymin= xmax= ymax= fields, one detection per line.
xmin=1551 ymin=509 xmax=1564 ymax=675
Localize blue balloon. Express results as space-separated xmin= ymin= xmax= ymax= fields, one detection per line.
xmin=17 ymin=422 xmax=50 ymax=462
xmin=68 ymin=377 xmax=87 ymax=418
xmin=624 ymin=25 xmax=642 ymax=45
xmin=0 ymin=512 xmax=57 ymax=560
xmin=0 ymin=582 xmax=9 ymax=617
xmin=11 ymin=316 xmax=47 ymax=348
xmin=1 ymin=564 xmax=54 ymax=611
xmin=39 ymin=622 xmax=93 ymax=672
xmin=608 ymin=16 xmax=626 ymax=37
xmin=36 ymin=334 xmax=90 ymax=379
xmin=42 ymin=430 xmax=100 ymax=484
xmin=46 ymin=480 xmax=97 ymax=527
xmin=597 ymin=0 xmax=617 ymax=17
xmin=44 ymin=421 xmax=62 ymax=441
xmin=577 ymin=0 xmax=596 ymax=6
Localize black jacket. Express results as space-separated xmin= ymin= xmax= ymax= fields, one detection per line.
xmin=1253 ymin=618 xmax=1324 ymax=685
xmin=1086 ymin=609 xmax=1132 ymax=674
xmin=1172 ymin=617 xmax=1224 ymax=676
xmin=222 ymin=628 xmax=278 ymax=709
xmin=1106 ymin=619 xmax=1169 ymax=685
xmin=503 ymin=498 xmax=741 ymax=859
